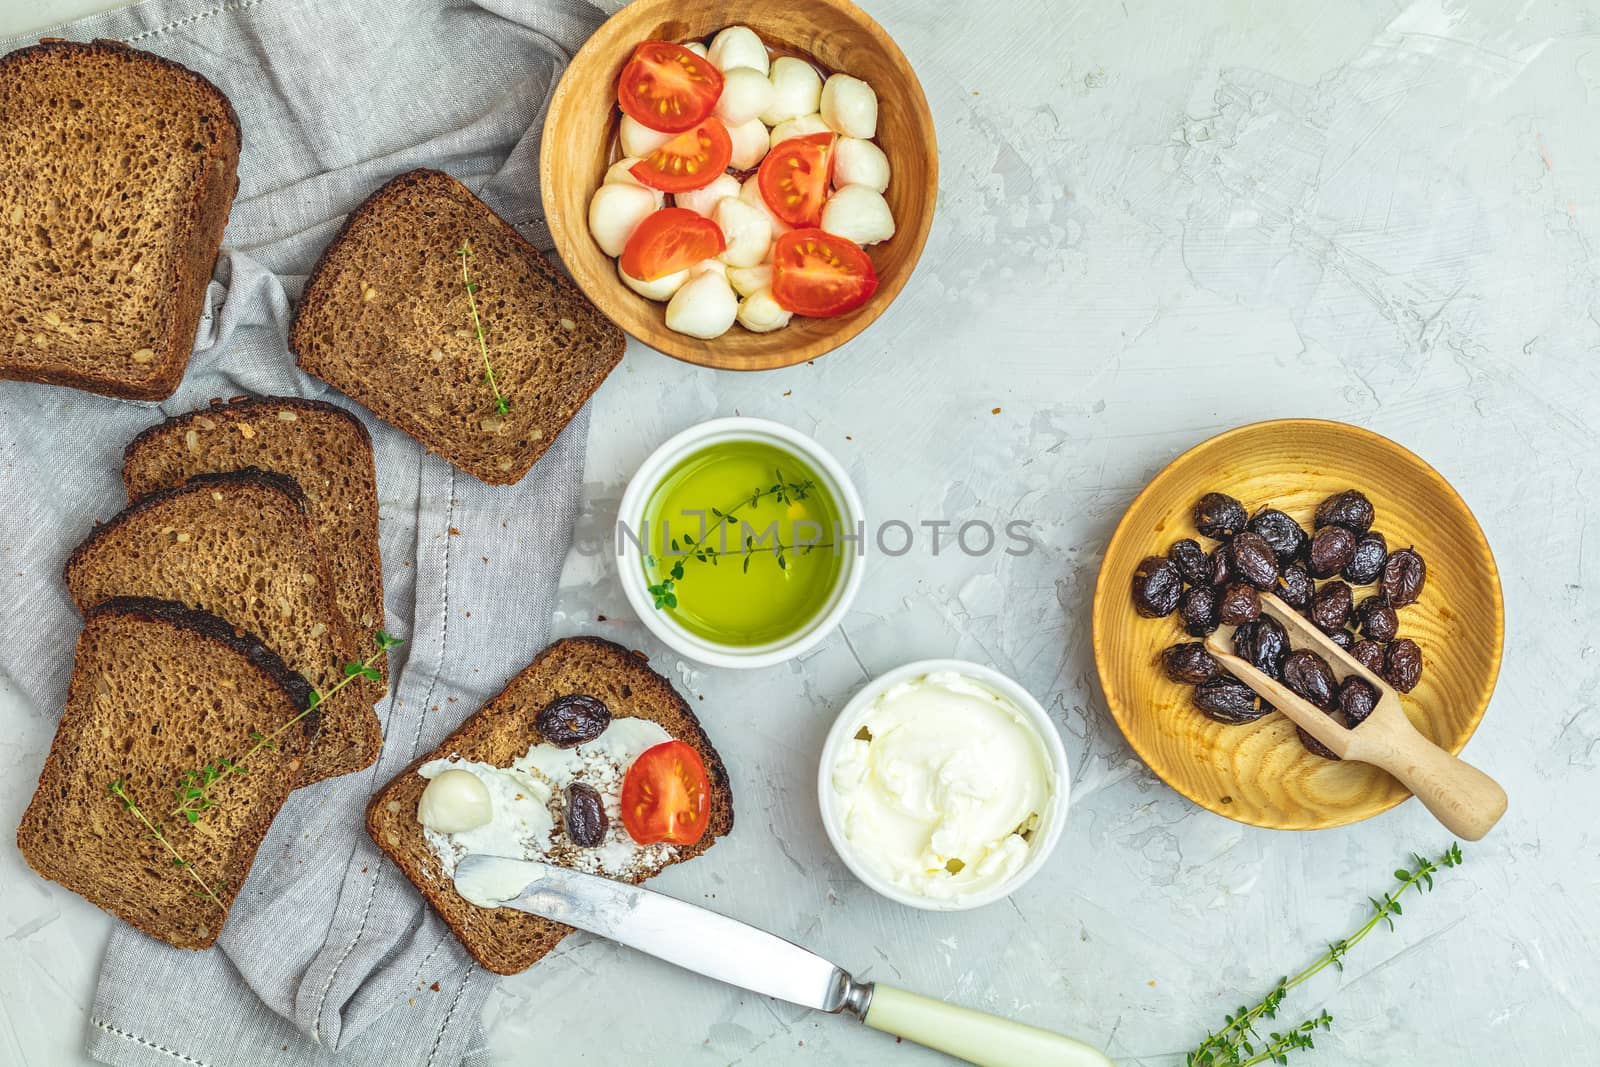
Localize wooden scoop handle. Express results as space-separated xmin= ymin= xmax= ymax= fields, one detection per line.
xmin=1355 ymin=710 xmax=1507 ymax=841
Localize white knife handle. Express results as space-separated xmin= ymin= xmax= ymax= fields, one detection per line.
xmin=863 ymin=984 xmax=1112 ymax=1067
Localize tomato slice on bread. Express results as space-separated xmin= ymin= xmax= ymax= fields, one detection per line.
xmin=758 ymin=132 xmax=834 ymax=228
xmin=620 ymin=208 xmax=726 ymax=281
xmin=630 ymin=118 xmax=734 ymax=193
xmin=619 ymin=740 xmax=711 ymax=846
xmin=617 ymin=41 xmax=724 ymax=133
xmin=770 ymin=228 xmax=878 ymax=317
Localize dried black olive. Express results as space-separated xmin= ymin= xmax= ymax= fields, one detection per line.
xmin=1131 ymin=555 xmax=1184 ymax=618
xmin=1350 ymin=639 xmax=1386 ymax=674
xmin=1229 ymin=530 xmax=1280 ymax=590
xmin=1282 ymin=649 xmax=1338 ymax=710
xmin=1161 ymin=643 xmax=1220 ymax=685
xmin=1233 ymin=617 xmax=1289 ymax=680
xmin=564 ymin=782 xmax=608 ymax=847
xmin=1314 ymin=489 xmax=1375 ymax=535
xmin=1193 ymin=492 xmax=1248 ymax=541
xmin=1385 ymin=638 xmax=1423 ymax=692
xmin=1180 ymin=586 xmax=1221 ymax=637
xmin=1217 ymin=582 xmax=1261 ymax=626
xmin=1342 ymin=531 xmax=1388 ymax=585
xmin=1328 ymin=628 xmax=1355 ymax=650
xmin=1310 ymin=580 xmax=1354 ymax=634
xmin=1337 ymin=676 xmax=1379 ymax=727
xmin=1357 ymin=596 xmax=1399 ymax=642
xmin=1308 ymin=525 xmax=1357 ymax=578
xmin=536 ymin=694 xmax=612 ymax=748
xmin=1298 ymin=725 xmax=1342 ymax=761
xmin=1207 ymin=545 xmax=1233 ymax=586
xmin=1192 ymin=675 xmax=1271 ymax=724
xmin=1382 ymin=547 xmax=1427 ymax=607
xmin=1168 ymin=538 xmax=1211 ymax=586
xmin=1274 ymin=562 xmax=1314 ymax=609
xmin=1247 ymin=508 xmax=1308 ymax=563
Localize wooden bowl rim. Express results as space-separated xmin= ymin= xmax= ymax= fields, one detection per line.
xmin=540 ymin=0 xmax=938 ymax=372
xmin=1090 ymin=417 xmax=1506 ymax=830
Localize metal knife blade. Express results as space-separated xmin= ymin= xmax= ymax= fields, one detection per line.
xmin=453 ymin=855 xmax=871 ymax=1017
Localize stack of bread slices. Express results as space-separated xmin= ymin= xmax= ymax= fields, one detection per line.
xmin=17 ymin=396 xmax=387 ymax=949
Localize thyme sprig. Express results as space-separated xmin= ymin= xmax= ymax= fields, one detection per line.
xmin=109 ymin=779 xmax=221 ymax=906
xmin=457 ymin=245 xmax=510 ymax=416
xmin=1187 ymin=843 xmax=1464 ymax=1067
xmin=646 ymin=470 xmax=828 ymax=610
xmin=170 ymin=630 xmax=402 ymax=823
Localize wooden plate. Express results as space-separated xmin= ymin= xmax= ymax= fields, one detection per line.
xmin=1091 ymin=420 xmax=1504 ymax=830
xmin=540 ymin=0 xmax=937 ymax=371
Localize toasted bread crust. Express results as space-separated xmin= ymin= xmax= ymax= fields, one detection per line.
xmin=0 ymin=39 xmax=241 ymax=400
xmin=290 ymin=168 xmax=624 ymax=485
xmin=367 ymin=636 xmax=734 ymax=974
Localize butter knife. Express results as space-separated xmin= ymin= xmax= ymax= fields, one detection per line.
xmin=454 ymin=855 xmax=1111 ymax=1067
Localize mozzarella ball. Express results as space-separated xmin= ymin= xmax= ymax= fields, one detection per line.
xmin=727 ymin=117 xmax=770 ymax=170
xmin=727 ymin=263 xmax=773 ymax=298
xmin=666 ymin=270 xmax=739 ymax=338
xmin=714 ymin=196 xmax=773 ymax=268
xmin=821 ymin=184 xmax=895 ymax=246
xmin=737 ymin=287 xmax=792 ymax=332
xmin=619 ymin=114 xmax=672 ymax=158
xmin=604 ymin=157 xmax=665 ymax=207
xmin=819 ymin=73 xmax=878 ymax=139
xmin=690 ymin=257 xmax=727 ymax=277
xmin=417 ymin=769 xmax=492 ymax=833
xmin=769 ymin=113 xmax=832 ymax=148
xmin=740 ymin=175 xmax=792 ymax=236
xmin=588 ymin=184 xmax=658 ymax=257
xmin=707 ymin=25 xmax=768 ymax=75
xmin=683 ymin=41 xmax=708 ymax=59
xmin=715 ymin=66 xmax=774 ymax=126
xmin=673 ymin=172 xmax=740 ymax=217
xmin=619 ymin=261 xmax=689 ymax=301
xmin=761 ymin=57 xmax=822 ymax=126
xmin=833 ymin=138 xmax=890 ymax=193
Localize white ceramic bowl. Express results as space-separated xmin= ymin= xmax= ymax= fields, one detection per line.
xmin=617 ymin=417 xmax=865 ymax=670
xmin=816 ymin=659 xmax=1071 ymax=912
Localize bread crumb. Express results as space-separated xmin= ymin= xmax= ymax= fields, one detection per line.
xmin=430 ymin=982 xmax=441 ymax=992
xmin=448 ymin=527 xmax=460 ymax=536
xmin=991 ymin=407 xmax=1001 ymax=415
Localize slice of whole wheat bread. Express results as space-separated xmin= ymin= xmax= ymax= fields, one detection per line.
xmin=290 ymin=168 xmax=624 ymax=485
xmin=121 ymin=395 xmax=386 ymax=686
xmin=16 ymin=597 xmax=314 ymax=949
xmin=0 ymin=39 xmax=240 ymax=400
xmin=65 ymin=470 xmax=382 ymax=783
xmin=367 ymin=637 xmax=734 ymax=975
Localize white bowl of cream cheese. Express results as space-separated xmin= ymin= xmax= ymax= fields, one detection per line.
xmin=817 ymin=660 xmax=1070 ymax=911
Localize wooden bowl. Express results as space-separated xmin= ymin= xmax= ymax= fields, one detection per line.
xmin=540 ymin=0 xmax=937 ymax=371
xmin=1091 ymin=420 xmax=1504 ymax=830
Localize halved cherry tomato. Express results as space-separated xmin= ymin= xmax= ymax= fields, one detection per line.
xmin=617 ymin=41 xmax=724 ymax=133
xmin=769 ymin=228 xmax=879 ymax=318
xmin=620 ymin=208 xmax=726 ymax=281
xmin=619 ymin=740 xmax=711 ymax=846
xmin=629 ymin=118 xmax=733 ymax=193
xmin=758 ymin=132 xmax=834 ymax=228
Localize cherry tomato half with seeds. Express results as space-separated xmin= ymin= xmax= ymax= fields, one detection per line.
xmin=757 ymin=131 xmax=834 ymax=228
xmin=617 ymin=41 xmax=724 ymax=133
xmin=770 ymin=228 xmax=879 ymax=318
xmin=629 ymin=118 xmax=734 ymax=193
xmin=619 ymin=740 xmax=711 ymax=846
xmin=620 ymin=208 xmax=726 ymax=281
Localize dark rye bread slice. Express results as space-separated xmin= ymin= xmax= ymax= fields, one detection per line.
xmin=17 ymin=597 xmax=314 ymax=949
xmin=368 ymin=637 xmax=733 ymax=975
xmin=0 ymin=39 xmax=240 ymax=400
xmin=290 ymin=169 xmax=624 ymax=485
xmin=64 ymin=470 xmax=382 ymax=783
xmin=121 ymin=396 xmax=387 ymax=686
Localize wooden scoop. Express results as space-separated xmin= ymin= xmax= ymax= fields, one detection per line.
xmin=1205 ymin=594 xmax=1507 ymax=840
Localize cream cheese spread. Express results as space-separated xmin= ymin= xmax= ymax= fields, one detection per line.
xmin=830 ymin=671 xmax=1054 ymax=900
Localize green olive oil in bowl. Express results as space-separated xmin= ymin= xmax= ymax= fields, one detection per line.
xmin=638 ymin=441 xmax=845 ymax=647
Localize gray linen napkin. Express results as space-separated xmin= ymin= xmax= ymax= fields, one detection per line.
xmin=0 ymin=0 xmax=614 ymax=1063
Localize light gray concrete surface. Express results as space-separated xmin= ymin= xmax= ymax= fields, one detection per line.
xmin=3 ymin=1 xmax=1597 ymax=1065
